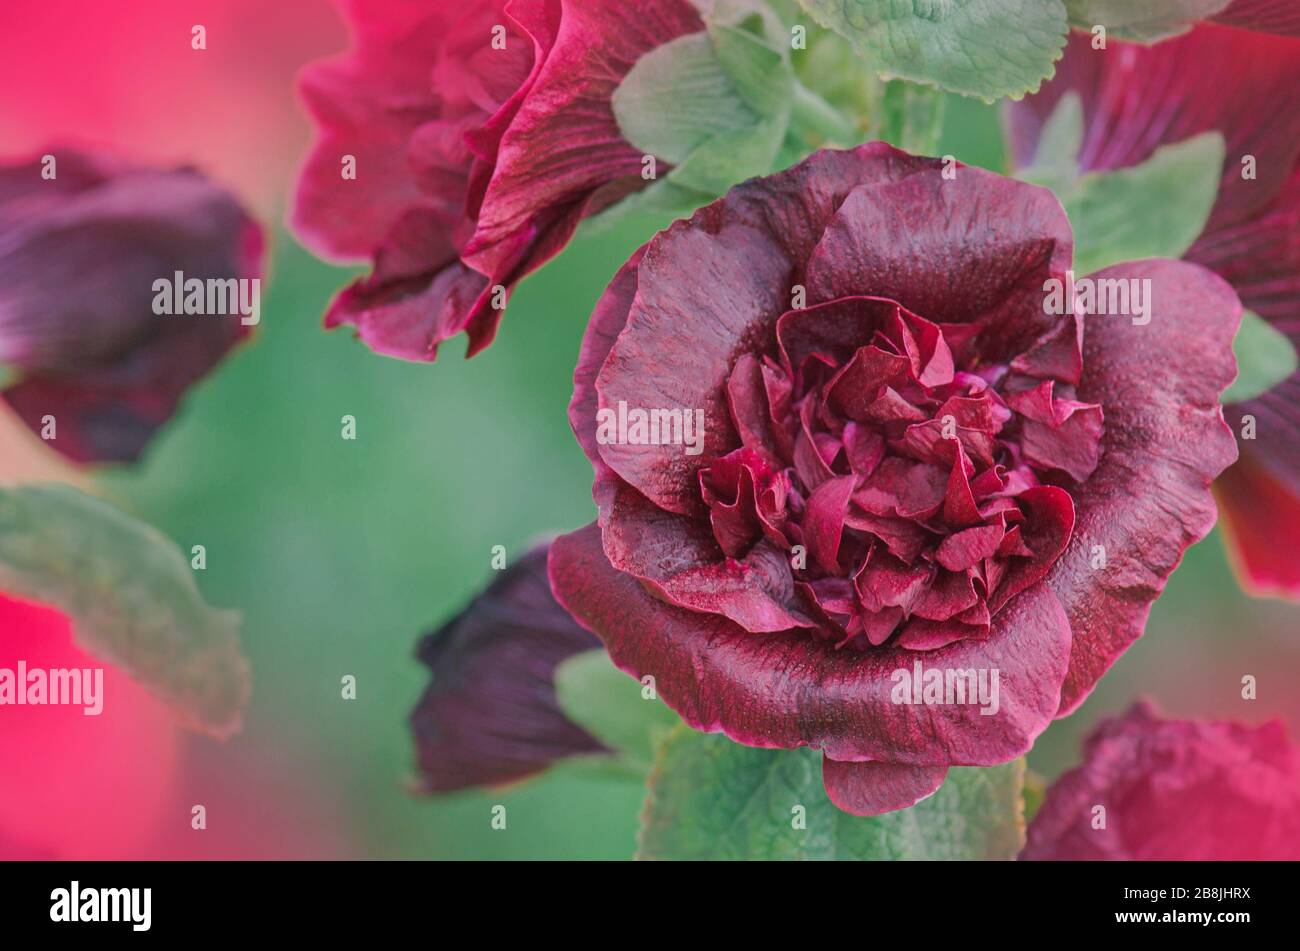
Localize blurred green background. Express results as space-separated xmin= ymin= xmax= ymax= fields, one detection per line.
xmin=96 ymin=96 xmax=1300 ymax=859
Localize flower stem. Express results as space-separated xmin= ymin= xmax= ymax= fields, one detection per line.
xmin=789 ymin=81 xmax=859 ymax=147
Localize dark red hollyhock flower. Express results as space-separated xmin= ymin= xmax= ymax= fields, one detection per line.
xmin=293 ymin=0 xmax=701 ymax=361
xmin=0 ymin=150 xmax=262 ymax=464
xmin=1023 ymin=700 xmax=1300 ymax=860
xmin=1006 ymin=25 xmax=1300 ymax=597
xmin=550 ymin=143 xmax=1241 ymax=815
xmin=410 ymin=544 xmax=606 ymax=792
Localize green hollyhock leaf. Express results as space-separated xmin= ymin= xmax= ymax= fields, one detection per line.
xmin=1223 ymin=310 xmax=1298 ymax=404
xmin=638 ymin=727 xmax=1025 ymax=860
xmin=1065 ymin=0 xmax=1231 ymax=41
xmin=668 ymin=116 xmax=789 ymax=194
xmin=0 ymin=484 xmax=249 ymax=737
xmin=1060 ymin=131 xmax=1225 ymax=276
xmin=792 ymin=21 xmax=874 ymax=120
xmin=613 ymin=32 xmax=761 ymax=163
xmin=612 ymin=22 xmax=806 ymax=200
xmin=582 ymin=176 xmax=709 ymax=236
xmin=709 ymin=21 xmax=793 ymax=119
xmin=554 ymin=649 xmax=681 ymax=770
xmin=795 ymin=0 xmax=1069 ymax=103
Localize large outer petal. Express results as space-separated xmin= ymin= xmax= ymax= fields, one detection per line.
xmin=594 ymin=205 xmax=794 ymax=515
xmin=550 ymin=523 xmax=1071 ymax=766
xmin=822 ymin=758 xmax=949 ymax=817
xmin=1046 ymin=261 xmax=1239 ymax=714
xmin=569 ymin=250 xmax=644 ymax=462
xmin=1195 ymin=166 xmax=1300 ymax=506
xmin=804 ymin=168 xmax=1073 ymax=364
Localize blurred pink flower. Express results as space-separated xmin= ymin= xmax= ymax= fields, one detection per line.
xmin=0 ymin=593 xmax=350 ymax=859
xmin=0 ymin=593 xmax=178 ymax=858
xmin=0 ymin=0 xmax=346 ymax=216
xmin=1024 ymin=700 xmax=1300 ymax=860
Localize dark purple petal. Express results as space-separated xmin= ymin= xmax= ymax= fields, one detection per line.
xmin=0 ymin=150 xmax=262 ymax=463
xmin=410 ymin=543 xmax=606 ymax=793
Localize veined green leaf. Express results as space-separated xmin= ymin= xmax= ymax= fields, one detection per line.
xmin=0 ymin=484 xmax=249 ymax=737
xmin=795 ymin=0 xmax=1069 ymax=103
xmin=639 ymin=727 xmax=1025 ymax=860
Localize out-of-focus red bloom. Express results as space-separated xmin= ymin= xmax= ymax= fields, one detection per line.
xmin=550 ymin=143 xmax=1241 ymax=816
xmin=0 ymin=149 xmax=263 ymax=464
xmin=292 ymin=0 xmax=701 ymax=361
xmin=1023 ymin=700 xmax=1300 ymax=860
xmin=1006 ymin=24 xmax=1300 ymax=598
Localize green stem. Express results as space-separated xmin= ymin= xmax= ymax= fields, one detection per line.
xmin=788 ymin=81 xmax=859 ymax=147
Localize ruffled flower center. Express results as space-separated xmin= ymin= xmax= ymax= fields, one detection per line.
xmin=700 ymin=296 xmax=1101 ymax=651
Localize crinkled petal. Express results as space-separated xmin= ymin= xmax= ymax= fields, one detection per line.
xmin=598 ymin=479 xmax=813 ymax=632
xmin=804 ymin=475 xmax=855 ymax=574
xmin=320 ymin=222 xmax=491 ymax=362
xmin=291 ymin=1 xmax=453 ymax=259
